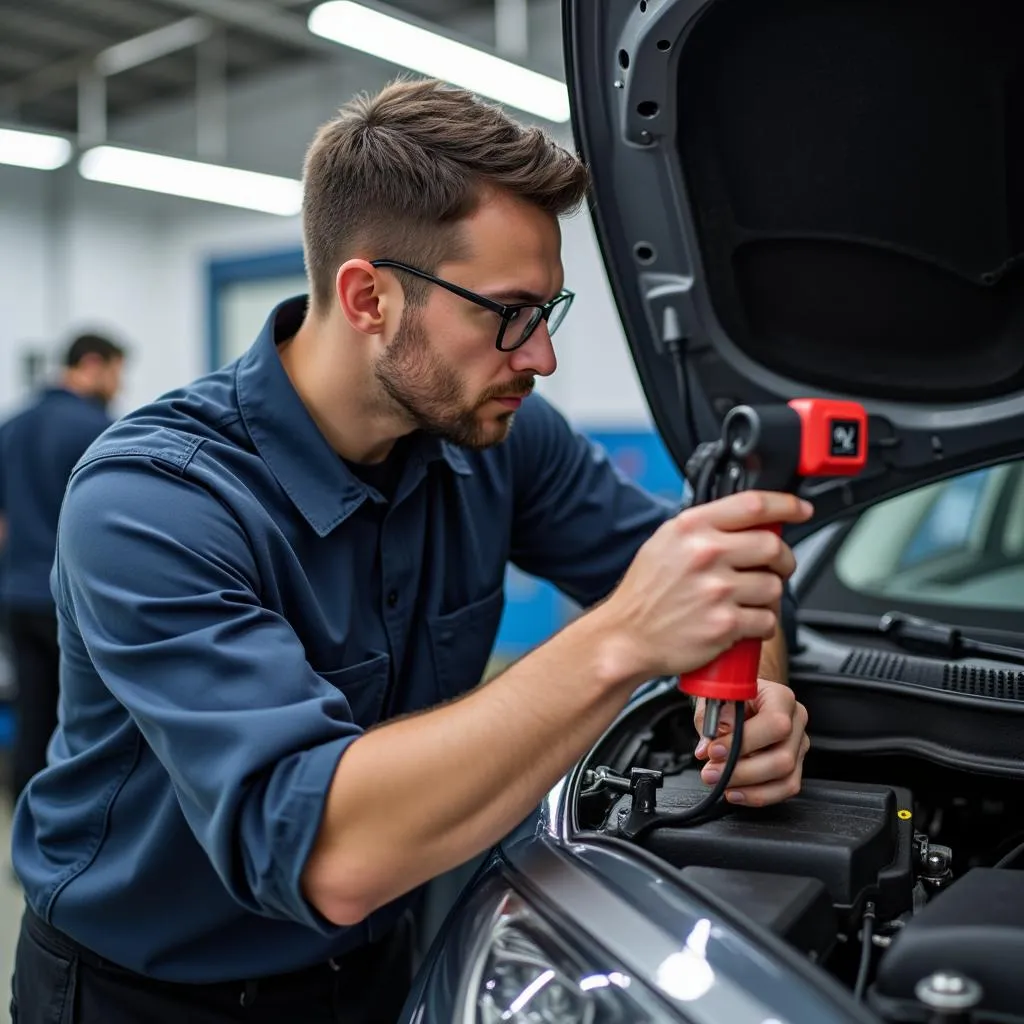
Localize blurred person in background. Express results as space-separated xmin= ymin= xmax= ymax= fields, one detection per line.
xmin=0 ymin=332 xmax=125 ymax=811
xmin=0 ymin=528 xmax=12 ymax=797
xmin=10 ymin=80 xmax=807 ymax=1024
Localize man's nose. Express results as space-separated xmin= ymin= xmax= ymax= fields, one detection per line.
xmin=509 ymin=322 xmax=557 ymax=377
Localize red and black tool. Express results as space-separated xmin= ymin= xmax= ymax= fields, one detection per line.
xmin=607 ymin=398 xmax=872 ymax=841
xmin=680 ymin=398 xmax=869 ymax=741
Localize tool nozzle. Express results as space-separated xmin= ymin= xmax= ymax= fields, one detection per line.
xmin=701 ymin=698 xmax=723 ymax=740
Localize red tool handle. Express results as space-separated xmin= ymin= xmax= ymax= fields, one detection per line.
xmin=678 ymin=398 xmax=868 ymax=706
xmin=678 ymin=523 xmax=781 ymax=704
xmin=679 ymin=637 xmax=763 ymax=703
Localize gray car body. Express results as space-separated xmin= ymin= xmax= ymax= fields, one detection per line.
xmin=399 ymin=683 xmax=882 ymax=1024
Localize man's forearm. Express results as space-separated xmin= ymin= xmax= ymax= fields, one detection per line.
xmin=302 ymin=607 xmax=642 ymax=926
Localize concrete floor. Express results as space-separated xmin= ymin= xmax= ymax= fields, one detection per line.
xmin=1 ymin=800 xmax=18 ymax=1024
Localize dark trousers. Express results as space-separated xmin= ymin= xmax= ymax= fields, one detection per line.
xmin=8 ymin=608 xmax=60 ymax=807
xmin=11 ymin=906 xmax=415 ymax=1024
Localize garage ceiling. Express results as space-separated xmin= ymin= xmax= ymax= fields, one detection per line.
xmin=0 ymin=0 xmax=503 ymax=136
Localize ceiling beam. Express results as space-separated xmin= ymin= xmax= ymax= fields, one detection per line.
xmin=153 ymin=0 xmax=341 ymax=55
xmin=95 ymin=16 xmax=212 ymax=76
xmin=0 ymin=17 xmax=204 ymax=110
xmin=494 ymin=0 xmax=528 ymax=58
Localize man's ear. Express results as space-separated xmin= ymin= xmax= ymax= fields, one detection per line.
xmin=335 ymin=259 xmax=397 ymax=336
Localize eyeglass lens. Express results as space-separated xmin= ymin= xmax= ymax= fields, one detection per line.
xmin=500 ymin=297 xmax=571 ymax=351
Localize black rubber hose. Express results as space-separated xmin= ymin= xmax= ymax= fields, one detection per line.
xmin=853 ymin=901 xmax=876 ymax=1002
xmin=627 ymin=701 xmax=746 ymax=839
xmin=995 ymin=836 xmax=1024 ymax=869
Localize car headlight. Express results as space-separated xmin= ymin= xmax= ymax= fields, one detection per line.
xmin=459 ymin=882 xmax=677 ymax=1023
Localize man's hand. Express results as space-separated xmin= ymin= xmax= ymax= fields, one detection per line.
xmin=692 ymin=679 xmax=809 ymax=807
xmin=599 ymin=491 xmax=813 ymax=682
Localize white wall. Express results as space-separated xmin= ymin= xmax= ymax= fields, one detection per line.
xmin=0 ymin=4 xmax=653 ymax=428
xmin=0 ymin=168 xmax=54 ymax=411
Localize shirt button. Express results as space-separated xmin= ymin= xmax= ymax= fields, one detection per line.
xmin=386 ymin=590 xmax=398 ymax=609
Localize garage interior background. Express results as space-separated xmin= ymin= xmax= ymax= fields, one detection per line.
xmin=0 ymin=0 xmax=685 ymax=751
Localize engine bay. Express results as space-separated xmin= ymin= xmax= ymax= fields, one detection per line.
xmin=575 ymin=678 xmax=1024 ymax=1022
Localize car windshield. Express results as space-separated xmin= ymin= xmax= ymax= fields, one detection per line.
xmin=833 ymin=460 xmax=1024 ymax=612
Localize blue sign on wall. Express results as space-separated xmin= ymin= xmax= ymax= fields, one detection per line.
xmin=496 ymin=565 xmax=566 ymax=658
xmin=0 ymin=706 xmax=13 ymax=750
xmin=588 ymin=427 xmax=687 ymax=505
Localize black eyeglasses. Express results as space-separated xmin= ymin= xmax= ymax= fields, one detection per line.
xmin=371 ymin=259 xmax=574 ymax=352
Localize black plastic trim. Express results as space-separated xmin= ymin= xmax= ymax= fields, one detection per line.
xmin=790 ymin=670 xmax=1024 ymax=778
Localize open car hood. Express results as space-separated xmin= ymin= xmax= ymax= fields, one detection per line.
xmin=563 ymin=0 xmax=1024 ymax=533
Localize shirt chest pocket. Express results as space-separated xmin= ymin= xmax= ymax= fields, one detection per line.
xmin=426 ymin=586 xmax=505 ymax=700
xmin=315 ymin=653 xmax=390 ymax=730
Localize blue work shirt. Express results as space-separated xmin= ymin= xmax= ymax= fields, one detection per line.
xmin=12 ymin=296 xmax=679 ymax=983
xmin=0 ymin=388 xmax=112 ymax=609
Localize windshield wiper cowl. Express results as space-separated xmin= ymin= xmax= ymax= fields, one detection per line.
xmin=879 ymin=612 xmax=1024 ymax=666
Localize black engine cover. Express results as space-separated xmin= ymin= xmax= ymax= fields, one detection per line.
xmin=678 ymin=866 xmax=837 ymax=962
xmin=872 ymin=867 xmax=1024 ymax=1022
xmin=608 ymin=776 xmax=915 ymax=923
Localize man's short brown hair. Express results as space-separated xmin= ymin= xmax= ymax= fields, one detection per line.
xmin=301 ymin=77 xmax=590 ymax=312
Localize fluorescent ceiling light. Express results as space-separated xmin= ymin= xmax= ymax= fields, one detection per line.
xmin=308 ymin=1 xmax=571 ymax=123
xmin=78 ymin=146 xmax=302 ymax=217
xmin=0 ymin=127 xmax=72 ymax=170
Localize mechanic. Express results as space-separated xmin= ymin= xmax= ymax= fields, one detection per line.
xmin=0 ymin=332 xmax=125 ymax=811
xmin=10 ymin=78 xmax=812 ymax=1024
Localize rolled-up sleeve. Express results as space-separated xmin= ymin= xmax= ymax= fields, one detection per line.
xmin=54 ymin=454 xmax=362 ymax=930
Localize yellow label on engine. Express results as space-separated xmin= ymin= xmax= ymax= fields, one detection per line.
xmin=897 ymin=809 xmax=912 ymax=820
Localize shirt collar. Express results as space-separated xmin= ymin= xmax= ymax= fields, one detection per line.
xmin=235 ymin=295 xmax=469 ymax=537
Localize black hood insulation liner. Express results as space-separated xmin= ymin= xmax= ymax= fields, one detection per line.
xmin=677 ymin=0 xmax=1024 ymax=402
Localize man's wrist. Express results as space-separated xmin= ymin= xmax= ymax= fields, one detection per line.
xmin=757 ymin=627 xmax=789 ymax=685
xmin=566 ymin=604 xmax=651 ymax=697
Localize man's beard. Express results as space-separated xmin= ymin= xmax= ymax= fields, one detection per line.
xmin=374 ymin=312 xmax=534 ymax=450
